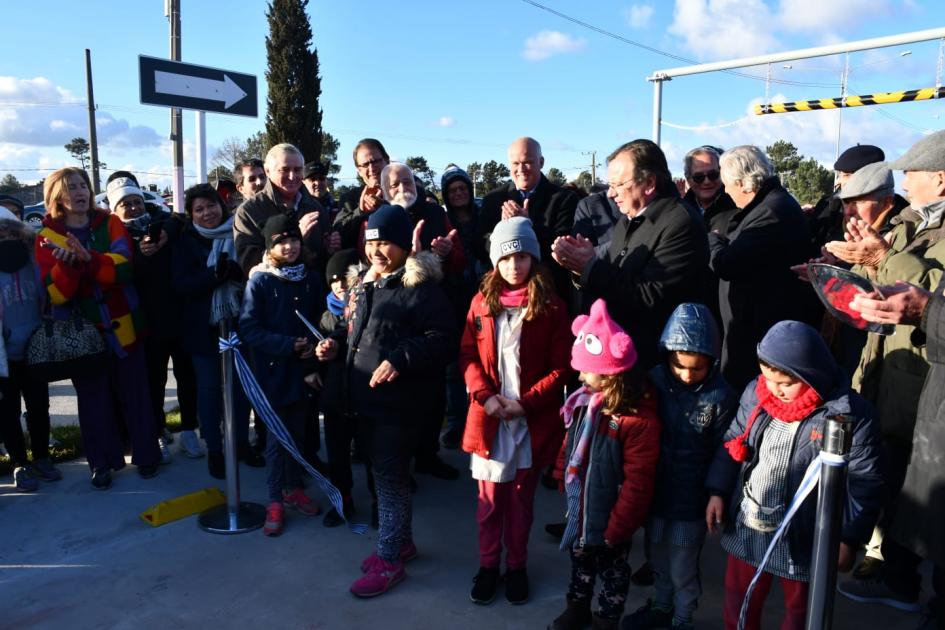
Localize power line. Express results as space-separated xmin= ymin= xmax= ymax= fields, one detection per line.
xmin=518 ymin=0 xmax=840 ymax=89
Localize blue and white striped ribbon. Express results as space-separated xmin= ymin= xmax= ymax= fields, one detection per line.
xmin=737 ymin=452 xmax=847 ymax=630
xmin=219 ymin=333 xmax=366 ymax=534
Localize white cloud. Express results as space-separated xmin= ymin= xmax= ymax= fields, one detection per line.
xmin=522 ymin=30 xmax=587 ymax=62
xmin=776 ymin=0 xmax=889 ymax=31
xmin=0 ymin=76 xmax=162 ymax=148
xmin=668 ymin=0 xmax=780 ymax=60
xmin=625 ymin=4 xmax=654 ymax=28
xmin=436 ymin=116 xmax=455 ymax=127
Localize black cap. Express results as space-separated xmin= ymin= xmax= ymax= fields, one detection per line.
xmin=261 ymin=213 xmax=303 ymax=250
xmin=303 ymin=161 xmax=328 ymax=179
xmin=834 ymin=144 xmax=885 ymax=173
xmin=325 ymin=248 xmax=361 ymax=284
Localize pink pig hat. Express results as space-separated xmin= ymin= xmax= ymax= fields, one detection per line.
xmin=570 ymin=299 xmax=638 ymax=375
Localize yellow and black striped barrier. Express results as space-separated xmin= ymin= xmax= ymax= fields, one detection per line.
xmin=755 ymin=87 xmax=944 ymax=115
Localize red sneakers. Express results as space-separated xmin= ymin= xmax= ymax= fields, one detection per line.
xmin=350 ymin=557 xmax=405 ymax=598
xmin=361 ymin=540 xmax=419 ymax=573
xmin=283 ymin=488 xmax=321 ymax=516
xmin=263 ymin=502 xmax=284 ymax=536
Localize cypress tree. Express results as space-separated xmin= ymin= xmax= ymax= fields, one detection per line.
xmin=265 ymin=0 xmax=322 ymax=163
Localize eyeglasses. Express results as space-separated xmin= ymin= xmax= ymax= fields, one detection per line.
xmin=691 ymin=171 xmax=720 ymax=185
xmin=607 ymin=179 xmax=634 ymax=192
xmin=356 ymin=157 xmax=385 ymax=170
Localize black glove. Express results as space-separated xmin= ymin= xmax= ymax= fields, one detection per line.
xmin=214 ymin=252 xmax=230 ymax=281
xmin=225 ymin=259 xmax=243 ymax=282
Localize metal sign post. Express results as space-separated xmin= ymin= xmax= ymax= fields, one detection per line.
xmin=805 ymin=416 xmax=854 ymax=630
xmin=198 ymin=319 xmax=266 ymax=534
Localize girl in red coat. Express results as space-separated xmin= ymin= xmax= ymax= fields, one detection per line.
xmin=549 ymin=298 xmax=661 ymax=630
xmin=460 ymin=217 xmax=571 ymax=606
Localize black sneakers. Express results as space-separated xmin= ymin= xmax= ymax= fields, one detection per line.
xmin=91 ymin=468 xmax=111 ymax=490
xmin=505 ymin=567 xmax=529 ymax=605
xmin=470 ymin=567 xmax=501 ymax=605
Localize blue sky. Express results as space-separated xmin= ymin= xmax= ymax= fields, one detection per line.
xmin=2 ymin=0 xmax=943 ymax=192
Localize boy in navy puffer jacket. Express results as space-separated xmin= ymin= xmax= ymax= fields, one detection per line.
xmin=705 ymin=320 xmax=884 ymax=630
xmin=626 ymin=303 xmax=737 ymax=630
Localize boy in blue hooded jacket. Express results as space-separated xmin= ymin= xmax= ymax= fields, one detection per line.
xmin=626 ymin=303 xmax=738 ymax=630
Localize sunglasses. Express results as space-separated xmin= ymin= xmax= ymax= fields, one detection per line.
xmin=691 ymin=171 xmax=720 ymax=184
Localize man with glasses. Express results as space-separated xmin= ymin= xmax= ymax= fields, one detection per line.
xmin=683 ymin=146 xmax=737 ymax=235
xmin=552 ymin=140 xmax=709 ymax=369
xmin=335 ymin=138 xmax=390 ymax=251
xmin=479 ymin=137 xmax=579 ymax=299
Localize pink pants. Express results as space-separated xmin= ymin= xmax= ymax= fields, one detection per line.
xmin=723 ymin=554 xmax=809 ymax=630
xmin=476 ymin=467 xmax=540 ymax=570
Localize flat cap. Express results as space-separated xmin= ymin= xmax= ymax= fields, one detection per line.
xmin=889 ymin=130 xmax=945 ymax=172
xmin=303 ymin=161 xmax=328 ymax=179
xmin=839 ymin=162 xmax=894 ymax=200
xmin=834 ymin=144 xmax=885 ymax=172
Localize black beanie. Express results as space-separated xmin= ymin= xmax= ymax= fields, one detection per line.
xmin=326 ymin=248 xmax=361 ymax=284
xmin=261 ymin=213 xmax=302 ymax=250
xmin=365 ymin=204 xmax=412 ymax=251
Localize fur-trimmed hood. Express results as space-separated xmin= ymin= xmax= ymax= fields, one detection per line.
xmin=349 ymin=250 xmax=443 ymax=289
xmin=0 ymin=217 xmax=37 ymax=246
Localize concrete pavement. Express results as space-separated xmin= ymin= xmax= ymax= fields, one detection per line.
xmin=0 ymin=378 xmax=931 ymax=629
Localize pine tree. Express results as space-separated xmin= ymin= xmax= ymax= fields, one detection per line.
xmin=264 ymin=0 xmax=322 ymax=164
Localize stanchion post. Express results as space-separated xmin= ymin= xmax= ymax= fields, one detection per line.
xmin=198 ymin=319 xmax=266 ymax=534
xmin=806 ymin=415 xmax=854 ymax=630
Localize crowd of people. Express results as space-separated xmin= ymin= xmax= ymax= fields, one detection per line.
xmin=2 ymin=128 xmax=945 ymax=629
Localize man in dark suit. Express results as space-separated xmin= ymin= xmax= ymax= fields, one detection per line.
xmin=479 ymin=137 xmax=579 ymax=298
xmin=552 ymin=139 xmax=709 ymax=369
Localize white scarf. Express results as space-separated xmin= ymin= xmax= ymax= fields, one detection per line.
xmin=193 ymin=216 xmax=242 ymax=325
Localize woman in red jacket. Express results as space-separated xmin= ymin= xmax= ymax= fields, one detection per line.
xmin=460 ymin=217 xmax=571 ymax=606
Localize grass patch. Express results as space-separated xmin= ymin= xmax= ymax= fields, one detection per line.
xmin=0 ymin=424 xmax=84 ymax=476
xmin=0 ymin=407 xmax=181 ymax=476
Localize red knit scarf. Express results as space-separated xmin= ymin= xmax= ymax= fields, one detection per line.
xmin=724 ymin=375 xmax=822 ymax=463
xmin=499 ymin=286 xmax=529 ymax=308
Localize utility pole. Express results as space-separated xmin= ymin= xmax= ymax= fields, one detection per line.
xmin=167 ymin=0 xmax=184 ymax=212
xmin=84 ymin=49 xmax=101 ymax=194
xmin=582 ymin=151 xmax=598 ymax=185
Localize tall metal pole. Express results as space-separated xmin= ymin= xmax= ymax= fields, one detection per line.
xmin=806 ymin=416 xmax=853 ymax=630
xmin=169 ymin=0 xmax=184 ymax=212
xmin=84 ymin=49 xmax=101 ymax=194
xmin=196 ymin=111 xmax=207 ymax=183
xmin=651 ymin=77 xmax=664 ymax=145
xmin=198 ymin=316 xmax=266 ymax=534
xmin=836 ymin=54 xmax=850 ymax=163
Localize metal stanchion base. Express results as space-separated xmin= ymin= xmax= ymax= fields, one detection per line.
xmin=198 ymin=502 xmax=267 ymax=534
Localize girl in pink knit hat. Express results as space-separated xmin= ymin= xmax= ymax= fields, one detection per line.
xmin=549 ymin=298 xmax=662 ymax=630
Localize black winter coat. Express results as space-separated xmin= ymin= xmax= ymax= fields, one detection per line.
xmin=171 ymin=222 xmax=245 ymax=357
xmin=330 ymin=252 xmax=456 ymax=421
xmin=891 ymin=291 xmax=945 ymax=567
xmin=684 ymin=188 xmax=738 ymax=236
xmin=709 ymin=179 xmax=821 ymax=390
xmin=577 ymin=195 xmax=710 ymax=369
xmin=129 ymin=211 xmax=186 ymax=340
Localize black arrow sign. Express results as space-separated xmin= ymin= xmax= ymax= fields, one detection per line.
xmin=139 ymin=55 xmax=257 ymax=118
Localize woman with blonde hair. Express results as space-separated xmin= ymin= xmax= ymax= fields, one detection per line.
xmin=35 ymin=167 xmax=159 ymax=489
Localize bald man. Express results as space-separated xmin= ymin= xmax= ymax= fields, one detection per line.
xmin=478 ymin=137 xmax=579 ymax=299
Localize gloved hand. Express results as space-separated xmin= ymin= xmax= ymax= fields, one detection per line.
xmin=214 ymin=252 xmax=230 ymax=281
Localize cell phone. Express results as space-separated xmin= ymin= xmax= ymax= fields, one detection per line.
xmin=146 ymin=222 xmax=162 ymax=242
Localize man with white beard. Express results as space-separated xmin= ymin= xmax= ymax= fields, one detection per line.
xmin=379 ymin=161 xmax=465 ymax=481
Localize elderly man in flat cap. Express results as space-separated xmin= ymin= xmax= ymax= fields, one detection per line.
xmin=837 ymin=130 xmax=945 ymax=622
xmin=809 ymin=144 xmax=888 ymax=251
